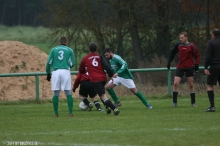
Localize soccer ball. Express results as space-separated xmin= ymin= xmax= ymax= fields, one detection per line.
xmin=79 ymin=101 xmax=88 ymax=111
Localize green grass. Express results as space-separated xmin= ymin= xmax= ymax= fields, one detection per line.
xmin=0 ymin=95 xmax=220 ymax=146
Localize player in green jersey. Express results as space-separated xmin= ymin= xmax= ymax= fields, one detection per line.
xmin=46 ymin=36 xmax=75 ymax=117
xmin=103 ymin=48 xmax=152 ymax=109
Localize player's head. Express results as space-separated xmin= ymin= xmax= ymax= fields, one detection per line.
xmin=89 ymin=42 xmax=98 ymax=52
xmin=179 ymin=32 xmax=188 ymax=44
xmin=103 ymin=48 xmax=113 ymax=60
xmin=59 ymin=36 xmax=68 ymax=45
xmin=212 ymin=29 xmax=220 ymax=38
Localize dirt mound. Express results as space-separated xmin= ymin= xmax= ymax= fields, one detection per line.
xmin=0 ymin=41 xmax=78 ymax=101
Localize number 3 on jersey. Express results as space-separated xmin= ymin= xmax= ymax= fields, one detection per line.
xmin=92 ymin=58 xmax=98 ymax=66
xmin=58 ymin=50 xmax=64 ymax=60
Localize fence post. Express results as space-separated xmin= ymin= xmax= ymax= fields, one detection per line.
xmin=168 ymin=70 xmax=171 ymax=96
xmin=35 ymin=75 xmax=39 ymax=100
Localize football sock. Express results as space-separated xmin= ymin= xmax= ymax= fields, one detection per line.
xmin=173 ymin=91 xmax=178 ymax=103
xmin=82 ymin=97 xmax=90 ymax=106
xmin=107 ymin=88 xmax=120 ymax=103
xmin=135 ymin=91 xmax=149 ymax=105
xmin=104 ymin=98 xmax=116 ymax=110
xmin=52 ymin=96 xmax=59 ymax=115
xmin=190 ymin=92 xmax=195 ymax=104
xmin=94 ymin=100 xmax=101 ymax=109
xmin=207 ymin=90 xmax=215 ymax=107
xmin=66 ymin=95 xmax=73 ymax=114
xmin=101 ymin=99 xmax=108 ymax=109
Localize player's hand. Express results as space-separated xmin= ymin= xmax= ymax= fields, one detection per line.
xmin=194 ymin=64 xmax=199 ymax=72
xmin=204 ymin=69 xmax=211 ymax=75
xmin=46 ymin=74 xmax=51 ymax=81
xmin=167 ymin=62 xmax=170 ymax=70
xmin=113 ymin=73 xmax=118 ymax=78
xmin=72 ymin=87 xmax=76 ymax=92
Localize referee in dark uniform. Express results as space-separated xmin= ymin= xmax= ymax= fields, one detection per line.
xmin=204 ymin=29 xmax=220 ymax=112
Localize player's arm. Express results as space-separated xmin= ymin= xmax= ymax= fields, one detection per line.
xmin=100 ymin=55 xmax=113 ymax=77
xmin=168 ymin=42 xmax=180 ymax=63
xmin=46 ymin=49 xmax=54 ymax=74
xmin=69 ymin=49 xmax=75 ymax=68
xmin=79 ymin=59 xmax=86 ymax=74
xmin=167 ymin=42 xmax=179 ymax=70
xmin=193 ymin=43 xmax=200 ymax=64
xmin=204 ymin=41 xmax=212 ymax=69
xmin=72 ymin=71 xmax=81 ymax=92
xmin=116 ymin=57 xmax=127 ymax=74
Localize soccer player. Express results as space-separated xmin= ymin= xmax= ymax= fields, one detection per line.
xmin=46 ymin=36 xmax=75 ymax=117
xmin=103 ymin=48 xmax=152 ymax=109
xmin=72 ymin=70 xmax=103 ymax=111
xmin=167 ymin=32 xmax=200 ymax=107
xmin=204 ymin=29 xmax=220 ymax=112
xmin=79 ymin=42 xmax=120 ymax=115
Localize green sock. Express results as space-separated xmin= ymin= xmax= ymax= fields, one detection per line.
xmin=135 ymin=91 xmax=149 ymax=105
xmin=107 ymin=88 xmax=120 ymax=103
xmin=67 ymin=95 xmax=73 ymax=114
xmin=52 ymin=96 xmax=59 ymax=115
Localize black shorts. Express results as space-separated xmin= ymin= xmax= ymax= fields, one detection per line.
xmin=175 ymin=68 xmax=195 ymax=78
xmin=207 ymin=67 xmax=220 ymax=85
xmin=79 ymin=80 xmax=97 ymax=98
xmin=91 ymin=82 xmax=106 ymax=97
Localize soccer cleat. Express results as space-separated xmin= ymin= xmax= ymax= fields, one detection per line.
xmin=114 ymin=102 xmax=122 ymax=107
xmin=114 ymin=108 xmax=120 ymax=115
xmin=192 ymin=103 xmax=197 ymax=107
xmin=146 ymin=104 xmax=152 ymax=109
xmin=54 ymin=114 xmax=58 ymax=117
xmin=204 ymin=107 xmax=215 ymax=112
xmin=173 ymin=102 xmax=177 ymax=107
xmin=97 ymin=108 xmax=104 ymax=112
xmin=69 ymin=114 xmax=74 ymax=117
xmin=88 ymin=103 xmax=93 ymax=111
xmin=106 ymin=107 xmax=111 ymax=114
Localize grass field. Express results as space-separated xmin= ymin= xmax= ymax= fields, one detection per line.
xmin=0 ymin=95 xmax=220 ymax=146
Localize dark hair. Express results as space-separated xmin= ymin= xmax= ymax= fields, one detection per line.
xmin=212 ymin=29 xmax=220 ymax=37
xmin=89 ymin=42 xmax=97 ymax=52
xmin=103 ymin=48 xmax=112 ymax=54
xmin=59 ymin=36 xmax=67 ymax=44
xmin=179 ymin=32 xmax=188 ymax=37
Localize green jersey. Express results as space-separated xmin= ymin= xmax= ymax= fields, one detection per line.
xmin=46 ymin=45 xmax=74 ymax=74
xmin=110 ymin=54 xmax=133 ymax=79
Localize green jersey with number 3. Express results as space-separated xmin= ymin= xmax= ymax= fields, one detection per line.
xmin=46 ymin=45 xmax=74 ymax=74
xmin=110 ymin=54 xmax=133 ymax=79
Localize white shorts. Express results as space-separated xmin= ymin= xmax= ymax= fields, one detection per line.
xmin=51 ymin=69 xmax=71 ymax=91
xmin=109 ymin=76 xmax=136 ymax=89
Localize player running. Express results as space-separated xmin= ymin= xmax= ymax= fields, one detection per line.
xmin=103 ymin=48 xmax=152 ymax=109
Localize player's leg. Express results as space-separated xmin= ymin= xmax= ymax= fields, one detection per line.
xmin=79 ymin=81 xmax=93 ymax=111
xmin=53 ymin=90 xmax=60 ymax=117
xmin=120 ymin=78 xmax=152 ymax=109
xmin=204 ymin=67 xmax=219 ymax=112
xmin=187 ymin=77 xmax=196 ymax=106
xmin=62 ymin=70 xmax=74 ymax=116
xmin=172 ymin=68 xmax=183 ymax=106
xmin=90 ymin=96 xmax=103 ymax=111
xmin=51 ymin=70 xmax=60 ymax=117
xmin=186 ymin=68 xmax=196 ymax=106
xmin=64 ymin=90 xmax=73 ymax=116
xmin=173 ymin=76 xmax=181 ymax=106
xmin=93 ymin=82 xmax=120 ymax=115
xmin=105 ymin=78 xmax=121 ymax=106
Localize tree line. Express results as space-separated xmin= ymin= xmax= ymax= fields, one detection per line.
xmin=1 ymin=0 xmax=220 ymax=68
